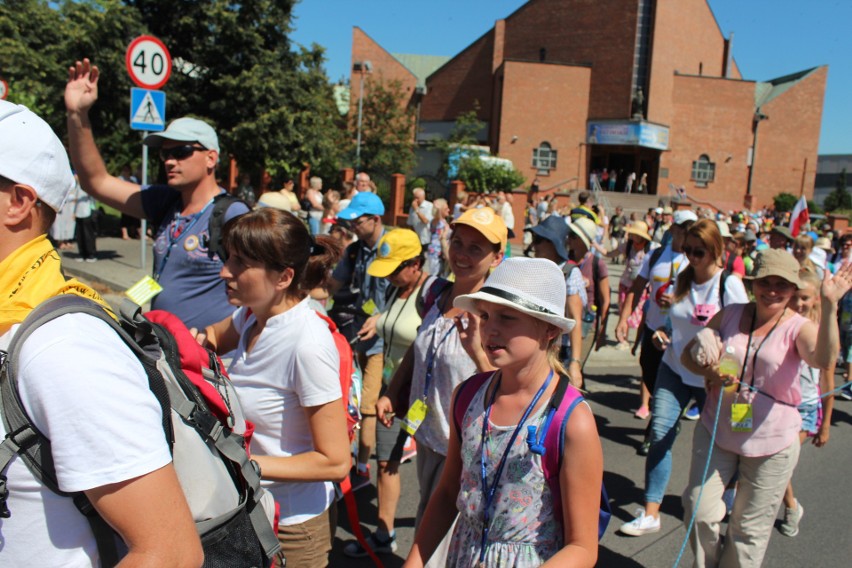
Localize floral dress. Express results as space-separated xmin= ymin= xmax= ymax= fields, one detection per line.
xmin=447 ymin=375 xmax=562 ymax=567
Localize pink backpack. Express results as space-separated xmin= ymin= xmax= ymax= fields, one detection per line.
xmin=452 ymin=371 xmax=611 ymax=540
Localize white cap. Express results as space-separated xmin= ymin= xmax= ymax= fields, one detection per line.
xmin=673 ymin=209 xmax=698 ymax=226
xmin=0 ymin=100 xmax=75 ymax=212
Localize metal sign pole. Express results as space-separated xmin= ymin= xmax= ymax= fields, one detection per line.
xmin=140 ymin=133 xmax=148 ymax=269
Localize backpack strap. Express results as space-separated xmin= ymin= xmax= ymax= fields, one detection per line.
xmin=416 ymin=275 xmax=451 ymax=319
xmin=540 ymin=377 xmax=611 ymax=540
xmin=208 ymin=193 xmax=246 ymax=262
xmin=648 ymin=246 xmax=665 ymax=272
xmin=452 ymin=371 xmax=496 ymax=442
xmin=719 ymin=269 xmax=731 ymax=309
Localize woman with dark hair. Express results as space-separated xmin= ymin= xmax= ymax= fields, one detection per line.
xmin=620 ymin=219 xmax=749 ymax=537
xmin=199 ymin=208 xmax=350 ymax=566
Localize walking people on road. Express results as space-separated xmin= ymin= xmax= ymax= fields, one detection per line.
xmin=619 ymin=219 xmax=748 ymax=537
xmin=64 ymin=58 xmax=249 ymax=330
xmin=0 ymin=99 xmax=202 ymax=567
xmin=405 ymin=258 xmax=602 ymax=568
xmin=376 ymin=207 xmax=506 ymax=565
xmin=681 ymin=249 xmax=852 ymax=567
xmin=199 ymin=208 xmax=350 ymax=566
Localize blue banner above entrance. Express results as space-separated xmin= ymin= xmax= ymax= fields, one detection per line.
xmin=587 ymin=121 xmax=669 ymax=151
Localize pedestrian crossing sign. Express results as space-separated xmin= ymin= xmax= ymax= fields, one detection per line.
xmin=129 ymin=88 xmax=166 ymax=131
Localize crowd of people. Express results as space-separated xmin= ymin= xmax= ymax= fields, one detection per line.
xmin=2 ymin=57 xmax=851 ymax=568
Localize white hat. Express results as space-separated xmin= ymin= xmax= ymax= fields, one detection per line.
xmin=0 ymin=100 xmax=75 ymax=212
xmin=568 ymin=217 xmax=597 ymax=250
xmin=673 ymin=209 xmax=698 ymax=226
xmin=144 ymin=117 xmax=220 ymax=154
xmin=716 ymin=220 xmax=732 ymax=238
xmin=454 ymin=257 xmax=575 ymax=333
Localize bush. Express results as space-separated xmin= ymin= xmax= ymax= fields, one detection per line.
xmin=457 ymin=158 xmax=525 ymax=193
xmin=772 ymin=193 xmax=797 ymax=212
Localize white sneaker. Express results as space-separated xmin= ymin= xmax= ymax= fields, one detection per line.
xmin=779 ymin=500 xmax=803 ymax=537
xmin=619 ymin=508 xmax=661 ymax=536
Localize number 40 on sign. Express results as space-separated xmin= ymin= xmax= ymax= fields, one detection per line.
xmin=126 ymin=35 xmax=172 ymax=90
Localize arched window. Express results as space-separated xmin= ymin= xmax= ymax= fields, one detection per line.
xmin=532 ymin=142 xmax=557 ymax=175
xmin=690 ymin=154 xmax=715 ymax=187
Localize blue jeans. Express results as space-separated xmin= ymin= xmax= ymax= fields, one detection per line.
xmin=645 ymin=362 xmax=707 ymax=504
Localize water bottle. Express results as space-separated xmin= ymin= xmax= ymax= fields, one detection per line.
xmin=582 ymin=305 xmax=597 ymax=337
xmin=718 ymin=346 xmax=740 ymax=392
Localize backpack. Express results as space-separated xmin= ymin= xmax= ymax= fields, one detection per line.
xmin=0 ymin=295 xmax=280 ymax=567
xmin=453 ymin=372 xmax=611 ymax=540
xmin=416 ymin=275 xmax=452 ymax=318
xmin=314 ymin=311 xmax=362 ymax=442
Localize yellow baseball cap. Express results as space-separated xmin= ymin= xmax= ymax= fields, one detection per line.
xmin=451 ymin=207 xmax=508 ymax=249
xmin=367 ymin=228 xmax=423 ymax=277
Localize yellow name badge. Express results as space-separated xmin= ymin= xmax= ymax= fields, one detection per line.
xmin=401 ymin=398 xmax=428 ymax=436
xmin=731 ymin=403 xmax=753 ymax=432
xmin=361 ymin=298 xmax=377 ymax=316
xmin=125 ymin=275 xmax=164 ymax=306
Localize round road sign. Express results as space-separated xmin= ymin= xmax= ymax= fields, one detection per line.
xmin=125 ymin=35 xmax=172 ymax=90
xmin=0 ymin=78 xmax=8 ymax=100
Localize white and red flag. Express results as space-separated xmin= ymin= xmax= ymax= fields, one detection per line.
xmin=789 ymin=196 xmax=809 ymax=236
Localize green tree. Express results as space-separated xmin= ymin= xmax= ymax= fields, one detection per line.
xmin=823 ymin=168 xmax=851 ymax=212
xmin=0 ymin=0 xmax=145 ymax=173
xmin=432 ymin=107 xmax=485 ymax=181
xmin=773 ymin=192 xmax=797 ymax=213
xmin=356 ymin=77 xmax=416 ymax=176
xmin=457 ymin=158 xmax=525 ymax=193
xmin=129 ymin=0 xmax=345 ymax=180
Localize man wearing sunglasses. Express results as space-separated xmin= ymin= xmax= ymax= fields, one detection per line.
xmin=64 ymin=59 xmax=249 ymax=330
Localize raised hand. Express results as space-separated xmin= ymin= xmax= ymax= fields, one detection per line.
xmin=65 ymin=58 xmax=100 ymax=114
xmin=821 ymin=261 xmax=852 ymax=305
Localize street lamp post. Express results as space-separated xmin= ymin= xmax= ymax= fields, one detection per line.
xmin=353 ymin=60 xmax=372 ymax=170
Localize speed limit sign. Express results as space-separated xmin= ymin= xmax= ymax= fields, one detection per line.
xmin=126 ymin=35 xmax=172 ymax=90
xmin=0 ymin=78 xmax=7 ymax=100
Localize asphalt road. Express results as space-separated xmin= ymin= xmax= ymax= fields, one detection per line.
xmin=89 ymin=261 xmax=852 ymax=567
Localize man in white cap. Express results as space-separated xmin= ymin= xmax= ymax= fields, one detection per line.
xmin=64 ymin=58 xmax=249 ymax=330
xmin=0 ymin=100 xmax=201 ymax=566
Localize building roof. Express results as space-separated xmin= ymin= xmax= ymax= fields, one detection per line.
xmin=390 ymin=53 xmax=452 ymax=88
xmin=754 ymin=66 xmax=821 ymax=108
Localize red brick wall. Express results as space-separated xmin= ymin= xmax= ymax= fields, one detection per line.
xmin=350 ymin=27 xmax=419 ymax=114
xmin=751 ymin=67 xmax=827 ymax=206
xmin=664 ymin=74 xmax=756 ymax=209
xmin=421 ymin=31 xmax=496 ymax=122
xmin=647 ymin=0 xmax=742 ymax=126
xmin=501 ymin=0 xmax=638 ymax=120
xmin=496 ymin=61 xmax=591 ymax=186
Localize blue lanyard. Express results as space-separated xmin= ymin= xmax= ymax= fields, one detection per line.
xmin=422 ymin=325 xmax=456 ymax=400
xmin=154 ymin=198 xmax=215 ymax=280
xmin=478 ymin=370 xmax=554 ymax=564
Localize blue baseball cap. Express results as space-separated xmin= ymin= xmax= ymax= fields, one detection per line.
xmin=338 ymin=191 xmax=385 ymax=220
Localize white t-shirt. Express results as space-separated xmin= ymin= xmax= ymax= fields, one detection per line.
xmin=0 ymin=314 xmax=171 ymax=566
xmin=228 ymin=299 xmax=341 ymax=526
xmin=662 ymin=270 xmax=749 ymax=387
xmin=637 ymin=246 xmax=688 ymax=330
xmin=408 ymin=201 xmax=434 ymax=245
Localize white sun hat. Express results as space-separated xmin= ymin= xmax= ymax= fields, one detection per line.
xmin=453 ymin=257 xmax=576 ymax=333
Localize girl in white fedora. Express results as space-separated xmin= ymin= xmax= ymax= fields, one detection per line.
xmin=405 ymin=257 xmax=603 ymax=568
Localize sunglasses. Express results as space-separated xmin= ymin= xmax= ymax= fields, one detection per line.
xmin=682 ymin=245 xmax=707 ymax=259
xmin=389 ymin=259 xmax=415 ymax=277
xmin=159 ymin=145 xmax=207 ymax=161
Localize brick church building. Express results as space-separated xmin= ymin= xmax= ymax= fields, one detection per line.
xmin=350 ymin=0 xmax=826 ymax=211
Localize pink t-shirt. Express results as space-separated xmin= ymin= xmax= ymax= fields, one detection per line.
xmin=702 ymin=303 xmax=808 ymax=457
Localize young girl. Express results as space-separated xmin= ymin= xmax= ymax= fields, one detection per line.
xmin=404 ymin=257 xmax=603 ymax=568
xmin=780 ymin=266 xmax=835 ymax=537
xmin=200 ymin=208 xmax=350 ymax=566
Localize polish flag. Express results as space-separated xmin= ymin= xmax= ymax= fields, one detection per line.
xmin=789 ymin=196 xmax=809 ymax=237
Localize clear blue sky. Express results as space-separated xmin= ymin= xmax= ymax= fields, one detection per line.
xmin=290 ymin=0 xmax=850 ymax=155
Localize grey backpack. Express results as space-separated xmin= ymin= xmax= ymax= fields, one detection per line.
xmin=0 ymin=295 xmax=280 ymax=567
